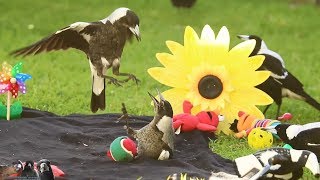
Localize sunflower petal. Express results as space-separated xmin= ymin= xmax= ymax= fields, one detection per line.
xmin=200 ymin=24 xmax=215 ymax=42
xmin=156 ymin=53 xmax=176 ymax=68
xmin=166 ymin=41 xmax=184 ymax=56
xmin=230 ymin=70 xmax=270 ymax=88
xmin=215 ymin=26 xmax=230 ymax=51
xmin=251 ymin=71 xmax=271 ymax=86
xmin=229 ymin=39 xmax=256 ymax=58
xmin=161 ymin=88 xmax=188 ymax=115
xmin=148 ymin=67 xmax=188 ymax=88
xmin=243 ymin=105 xmax=265 ymax=120
xmin=230 ymin=88 xmax=273 ymax=106
xmin=248 ymin=55 xmax=265 ymax=70
xmin=184 ymin=26 xmax=199 ymax=47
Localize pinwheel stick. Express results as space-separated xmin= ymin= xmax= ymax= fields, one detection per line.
xmin=7 ymin=91 xmax=11 ymax=121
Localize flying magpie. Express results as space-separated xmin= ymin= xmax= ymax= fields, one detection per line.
xmin=10 ymin=7 xmax=141 ymax=113
xmin=237 ymin=35 xmax=320 ymax=118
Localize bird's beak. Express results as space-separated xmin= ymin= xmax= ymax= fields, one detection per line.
xmin=237 ymin=35 xmax=250 ymax=41
xmin=129 ymin=25 xmax=141 ymax=41
xmin=148 ymin=92 xmax=159 ymax=107
xmin=261 ymin=126 xmax=278 ymax=135
xmin=305 ymin=152 xmax=320 ymax=177
xmin=157 ymin=89 xmax=165 ymax=103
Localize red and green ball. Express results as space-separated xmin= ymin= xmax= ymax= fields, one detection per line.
xmin=107 ymin=136 xmax=137 ymax=162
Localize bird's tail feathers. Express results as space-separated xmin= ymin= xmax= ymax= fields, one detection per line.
xmin=304 ymin=92 xmax=320 ymax=111
xmin=91 ymin=75 xmax=106 ymax=113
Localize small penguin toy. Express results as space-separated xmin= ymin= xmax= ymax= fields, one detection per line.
xmin=37 ymin=159 xmax=54 ymax=180
xmin=21 ymin=160 xmax=39 ymax=178
xmin=264 ymin=122 xmax=320 ymax=160
xmin=235 ymin=148 xmax=320 ymax=179
xmin=0 ymin=160 xmax=23 ymax=179
xmin=125 ymin=91 xmax=174 ymax=160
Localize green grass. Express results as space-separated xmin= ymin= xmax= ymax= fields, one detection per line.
xmin=0 ymin=0 xmax=319 ymax=178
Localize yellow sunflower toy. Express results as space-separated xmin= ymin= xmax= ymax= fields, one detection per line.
xmin=148 ymin=25 xmax=273 ymax=134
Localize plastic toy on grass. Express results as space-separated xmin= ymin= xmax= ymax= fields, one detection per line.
xmin=0 ymin=62 xmax=31 ymax=120
xmin=148 ymin=25 xmax=273 ymax=134
xmin=229 ymin=111 xmax=292 ymax=138
xmin=247 ymin=127 xmax=273 ymax=150
xmin=0 ymin=101 xmax=23 ymax=119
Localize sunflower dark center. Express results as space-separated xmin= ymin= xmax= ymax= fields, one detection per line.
xmin=198 ymin=75 xmax=223 ymax=99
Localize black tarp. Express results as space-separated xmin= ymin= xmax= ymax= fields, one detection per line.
xmin=0 ymin=108 xmax=237 ymax=179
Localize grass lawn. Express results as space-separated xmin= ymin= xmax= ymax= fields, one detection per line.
xmin=1 ymin=0 xmax=319 ymax=178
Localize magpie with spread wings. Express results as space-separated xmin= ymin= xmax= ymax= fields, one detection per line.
xmin=11 ymin=7 xmax=141 ymax=113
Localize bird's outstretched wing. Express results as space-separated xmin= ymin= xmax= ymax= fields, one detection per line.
xmin=10 ymin=22 xmax=101 ymax=57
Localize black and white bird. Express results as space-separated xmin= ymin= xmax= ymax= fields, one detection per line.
xmin=237 ymin=35 xmax=320 ymax=118
xmin=125 ymin=91 xmax=174 ymax=160
xmin=37 ymin=159 xmax=54 ymax=180
xmin=235 ymin=148 xmax=320 ymax=179
xmin=21 ymin=160 xmax=39 ymax=178
xmin=10 ymin=7 xmax=141 ymax=113
xmin=264 ymin=122 xmax=320 ymax=160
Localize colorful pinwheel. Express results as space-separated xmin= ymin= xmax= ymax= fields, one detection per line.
xmin=0 ymin=62 xmax=31 ymax=120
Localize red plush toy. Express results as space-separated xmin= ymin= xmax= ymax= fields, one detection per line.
xmin=173 ymin=100 xmax=223 ymax=134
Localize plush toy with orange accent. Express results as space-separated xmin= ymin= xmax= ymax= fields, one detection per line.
xmin=229 ymin=111 xmax=292 ymax=138
xmin=173 ymin=100 xmax=224 ymax=134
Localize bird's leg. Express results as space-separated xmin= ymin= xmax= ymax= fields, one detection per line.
xmin=103 ymin=75 xmax=123 ymax=86
xmin=276 ymin=104 xmax=281 ymax=120
xmin=112 ymin=66 xmax=140 ymax=85
xmin=97 ymin=69 xmax=122 ymax=86
xmin=263 ymin=105 xmax=271 ymax=115
xmin=117 ymin=103 xmax=130 ymax=126
xmin=118 ymin=72 xmax=140 ymax=84
xmin=117 ymin=103 xmax=137 ymax=138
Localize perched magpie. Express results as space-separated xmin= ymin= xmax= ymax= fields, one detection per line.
xmin=37 ymin=159 xmax=54 ymax=180
xmin=235 ymin=148 xmax=320 ymax=179
xmin=21 ymin=160 xmax=39 ymax=178
xmin=10 ymin=7 xmax=141 ymax=113
xmin=264 ymin=122 xmax=320 ymax=160
xmin=237 ymin=35 xmax=320 ymax=118
xmin=125 ymin=91 xmax=174 ymax=160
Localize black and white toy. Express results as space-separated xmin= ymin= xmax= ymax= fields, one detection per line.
xmin=125 ymin=91 xmax=174 ymax=160
xmin=21 ymin=160 xmax=39 ymax=178
xmin=237 ymin=35 xmax=320 ymax=118
xmin=11 ymin=7 xmax=141 ymax=113
xmin=264 ymin=122 xmax=320 ymax=160
xmin=37 ymin=159 xmax=54 ymax=180
xmin=235 ymin=148 xmax=320 ymax=179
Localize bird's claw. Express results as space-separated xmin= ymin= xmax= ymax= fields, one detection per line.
xmin=120 ymin=74 xmax=140 ymax=85
xmin=107 ymin=77 xmax=122 ymax=86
